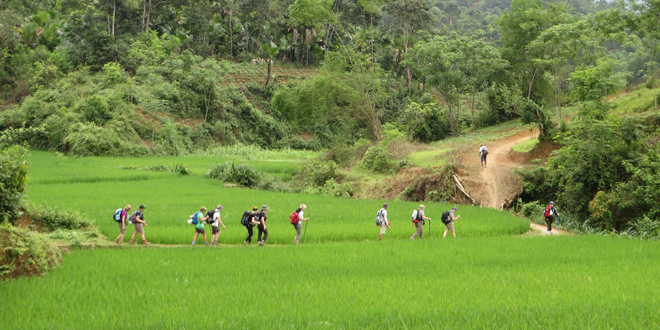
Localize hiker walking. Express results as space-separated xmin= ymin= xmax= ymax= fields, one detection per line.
xmin=410 ymin=204 xmax=431 ymax=240
xmin=543 ymin=201 xmax=560 ymax=235
xmin=291 ymin=204 xmax=309 ymax=244
xmin=442 ymin=207 xmax=460 ymax=239
xmin=257 ymin=205 xmax=269 ymax=246
xmin=114 ymin=204 xmax=131 ymax=244
xmin=191 ymin=206 xmax=209 ymax=245
xmin=208 ymin=205 xmax=226 ymax=246
xmin=128 ymin=204 xmax=150 ymax=245
xmin=243 ymin=206 xmax=259 ymax=245
xmin=375 ymin=203 xmax=391 ymax=241
xmin=479 ymin=144 xmax=489 ymax=169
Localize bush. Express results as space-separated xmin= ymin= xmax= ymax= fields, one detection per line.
xmin=0 ymin=145 xmax=28 ymax=223
xmin=297 ymin=159 xmax=343 ymax=187
xmin=206 ymin=161 xmax=263 ymax=188
xmin=0 ymin=223 xmax=61 ymax=280
xmin=521 ymin=201 xmax=545 ymax=223
xmin=361 ymin=146 xmax=396 ymax=174
xmin=29 ymin=206 xmax=93 ymax=231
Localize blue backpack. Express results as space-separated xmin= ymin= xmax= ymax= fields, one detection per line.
xmin=113 ymin=209 xmax=123 ymax=222
xmin=191 ymin=212 xmax=202 ymax=225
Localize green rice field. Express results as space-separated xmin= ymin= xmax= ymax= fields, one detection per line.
xmin=2 ymin=150 xmax=660 ymax=329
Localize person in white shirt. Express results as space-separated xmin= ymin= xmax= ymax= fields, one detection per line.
xmin=376 ymin=203 xmax=390 ymax=241
xmin=210 ymin=205 xmax=226 ymax=245
xmin=292 ymin=204 xmax=309 ymax=244
xmin=479 ymin=144 xmax=489 ymax=169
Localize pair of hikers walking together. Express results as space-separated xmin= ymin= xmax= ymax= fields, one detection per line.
xmin=189 ymin=205 xmax=226 ymax=245
xmin=241 ymin=205 xmax=270 ymax=246
xmin=113 ymin=204 xmax=150 ymax=245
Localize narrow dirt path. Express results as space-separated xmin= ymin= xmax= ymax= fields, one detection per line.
xmin=458 ymin=130 xmax=533 ymax=209
xmin=456 ymin=129 xmax=570 ymax=235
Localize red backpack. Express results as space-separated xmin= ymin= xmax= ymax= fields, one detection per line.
xmin=543 ymin=205 xmax=553 ymax=218
xmin=289 ymin=211 xmax=300 ymax=224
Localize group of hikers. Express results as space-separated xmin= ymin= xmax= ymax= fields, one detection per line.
xmin=112 ymin=198 xmax=560 ymax=245
xmin=111 ymin=202 xmax=469 ymax=245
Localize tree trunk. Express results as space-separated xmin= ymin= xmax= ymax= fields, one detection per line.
xmin=111 ymin=0 xmax=116 ymax=36
xmin=265 ymin=60 xmax=272 ymax=86
xmin=554 ymin=64 xmax=561 ymax=122
xmin=527 ymin=65 xmax=541 ymax=99
xmin=228 ymin=11 xmax=233 ymax=58
xmin=403 ymin=30 xmax=411 ymax=95
xmin=470 ymin=86 xmax=476 ymax=127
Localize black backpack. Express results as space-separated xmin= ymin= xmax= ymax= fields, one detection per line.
xmin=441 ymin=211 xmax=451 ymax=224
xmin=207 ymin=210 xmax=216 ymax=224
xmin=240 ymin=210 xmax=252 ymax=226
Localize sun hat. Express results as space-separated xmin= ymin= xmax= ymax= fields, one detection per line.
xmin=550 ymin=201 xmax=555 ymax=205
xmin=217 ymin=205 xmax=223 ymax=210
xmin=261 ymin=205 xmax=269 ymax=210
xmin=383 ymin=203 xmax=388 ymax=208
xmin=452 ymin=206 xmax=458 ymax=211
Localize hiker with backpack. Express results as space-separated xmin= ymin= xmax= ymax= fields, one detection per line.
xmin=257 ymin=205 xmax=269 ymax=246
xmin=479 ymin=144 xmax=489 ymax=169
xmin=128 ymin=204 xmax=150 ymax=245
xmin=242 ymin=206 xmax=260 ymax=245
xmin=191 ymin=206 xmax=210 ymax=246
xmin=410 ymin=204 xmax=431 ymax=240
xmin=543 ymin=201 xmax=560 ymax=235
xmin=375 ymin=203 xmax=391 ymax=241
xmin=290 ymin=204 xmax=309 ymax=245
xmin=208 ymin=205 xmax=226 ymax=246
xmin=113 ymin=204 xmax=131 ymax=244
xmin=442 ymin=207 xmax=460 ymax=239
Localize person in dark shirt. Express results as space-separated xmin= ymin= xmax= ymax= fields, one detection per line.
xmin=257 ymin=205 xmax=269 ymax=246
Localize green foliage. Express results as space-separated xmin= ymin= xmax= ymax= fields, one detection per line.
xmin=520 ymin=201 xmax=545 ymax=222
xmin=297 ymin=159 xmax=343 ymax=187
xmin=0 ymin=223 xmax=61 ymax=280
xmin=399 ymin=101 xmax=449 ymax=143
xmin=206 ymin=161 xmax=263 ymax=188
xmin=361 ymin=145 xmax=396 ymax=174
xmin=0 ymin=146 xmax=28 ymax=223
xmin=29 ymin=205 xmax=93 ymax=231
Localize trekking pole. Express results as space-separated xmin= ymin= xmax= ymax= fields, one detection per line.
xmin=303 ymin=219 xmax=308 ymax=241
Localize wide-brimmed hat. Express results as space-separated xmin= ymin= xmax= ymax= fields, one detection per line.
xmin=261 ymin=205 xmax=269 ymax=210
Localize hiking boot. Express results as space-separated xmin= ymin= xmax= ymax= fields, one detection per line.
xmin=129 ymin=239 xmax=135 ymax=245
xmin=293 ymin=240 xmax=299 ymax=245
xmin=114 ymin=237 xmax=120 ymax=243
xmin=143 ymin=241 xmax=150 ymax=245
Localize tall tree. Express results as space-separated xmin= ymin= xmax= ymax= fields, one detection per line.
xmin=384 ymin=0 xmax=432 ymax=94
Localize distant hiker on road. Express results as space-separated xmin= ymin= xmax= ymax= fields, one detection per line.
xmin=291 ymin=204 xmax=309 ymax=244
xmin=375 ymin=203 xmax=390 ymax=241
xmin=128 ymin=204 xmax=150 ymax=245
xmin=114 ymin=204 xmax=131 ymax=245
xmin=543 ymin=201 xmax=560 ymax=235
xmin=208 ymin=205 xmax=226 ymax=246
xmin=243 ymin=206 xmax=259 ymax=245
xmin=257 ymin=205 xmax=269 ymax=246
xmin=191 ymin=206 xmax=209 ymax=245
xmin=410 ymin=204 xmax=431 ymax=240
xmin=442 ymin=207 xmax=460 ymax=239
xmin=479 ymin=144 xmax=489 ymax=169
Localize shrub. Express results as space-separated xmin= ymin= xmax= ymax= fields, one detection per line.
xmin=206 ymin=161 xmax=263 ymax=188
xmin=0 ymin=224 xmax=61 ymax=280
xmin=521 ymin=201 xmax=545 ymax=223
xmin=297 ymin=160 xmax=342 ymax=187
xmin=0 ymin=145 xmax=28 ymax=223
xmin=29 ymin=206 xmax=93 ymax=231
xmin=361 ymin=146 xmax=396 ymax=174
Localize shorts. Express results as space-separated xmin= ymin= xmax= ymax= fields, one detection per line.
xmin=195 ymin=227 xmax=205 ymax=234
xmin=380 ymin=224 xmax=387 ymax=235
xmin=134 ymin=223 xmax=144 ymax=233
xmin=118 ymin=222 xmax=126 ymax=234
xmin=211 ymin=226 xmax=220 ymax=234
xmin=481 ymin=154 xmax=487 ymax=162
xmin=445 ymin=221 xmax=454 ymax=232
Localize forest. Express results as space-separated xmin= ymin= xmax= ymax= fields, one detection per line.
xmin=1 ymin=0 xmax=659 ymax=236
